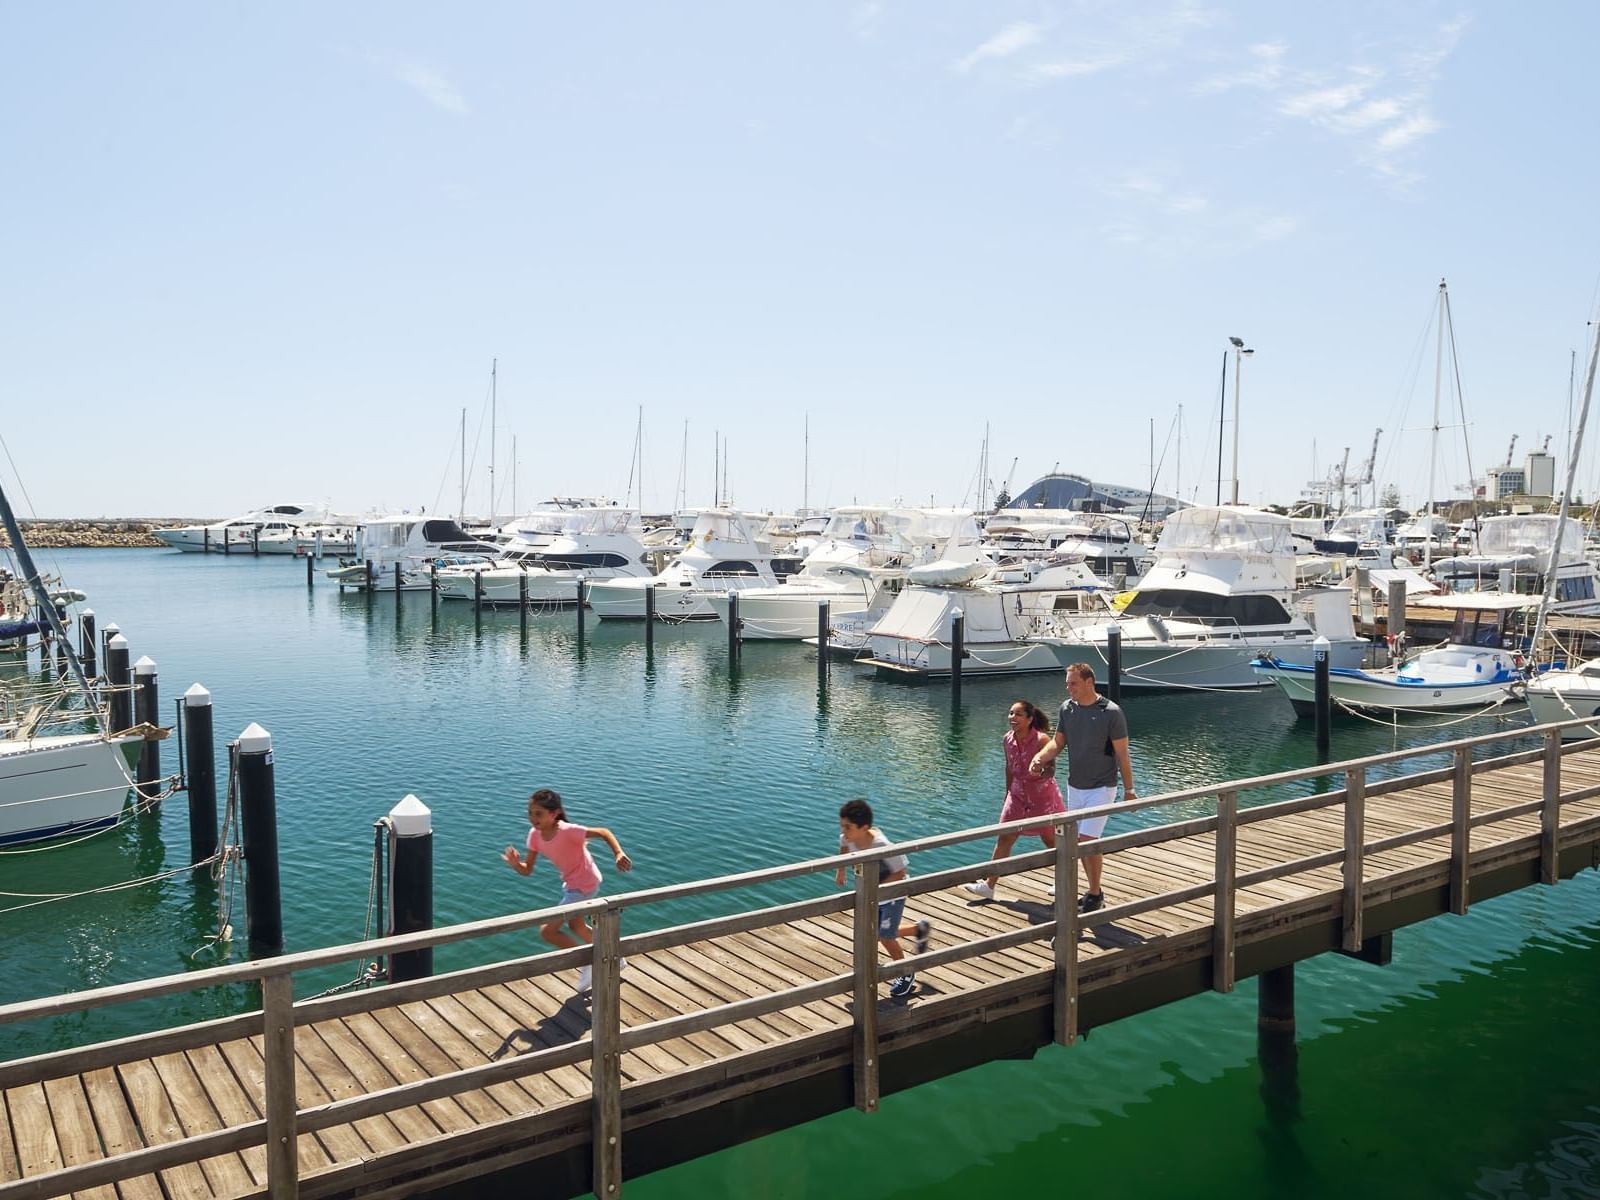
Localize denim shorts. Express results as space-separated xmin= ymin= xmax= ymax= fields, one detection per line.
xmin=876 ymin=897 xmax=906 ymax=939
xmin=561 ymin=884 xmax=598 ymax=907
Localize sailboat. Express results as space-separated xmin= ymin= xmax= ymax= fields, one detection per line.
xmin=0 ymin=484 xmax=142 ymax=845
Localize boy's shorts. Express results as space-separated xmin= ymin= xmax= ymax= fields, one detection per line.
xmin=876 ymin=897 xmax=906 ymax=939
xmin=561 ymin=884 xmax=599 ymax=906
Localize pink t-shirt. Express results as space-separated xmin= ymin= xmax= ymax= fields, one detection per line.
xmin=527 ymin=821 xmax=602 ymax=893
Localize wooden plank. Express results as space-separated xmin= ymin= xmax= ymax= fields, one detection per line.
xmin=1542 ymin=731 xmax=1561 ymax=884
xmin=590 ymin=910 xmax=622 ymax=1200
xmin=5 ymin=1083 xmax=66 ymax=1184
xmin=1343 ymin=767 xmax=1365 ymax=952
xmin=215 ymin=1036 xmax=361 ymax=1173
xmin=851 ymin=860 xmax=880 ymax=1113
xmin=78 ymin=1067 xmax=164 ymax=1200
xmin=1053 ymin=819 xmax=1079 ymax=1045
xmin=307 ymin=1020 xmax=447 ymax=1144
xmin=148 ymin=1048 xmax=257 ymax=1197
xmin=1211 ymin=792 xmax=1237 ymax=993
xmin=113 ymin=1060 xmax=214 ymax=1199
xmin=409 ymin=987 xmax=581 ymax=1109
xmin=262 ymin=973 xmax=297 ymax=1200
xmin=40 ymin=1075 xmax=119 ymax=1200
xmin=184 ymin=1043 xmax=275 ymax=1182
xmin=337 ymin=1011 xmax=483 ymax=1133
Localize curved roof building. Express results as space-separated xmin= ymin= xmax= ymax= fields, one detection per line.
xmin=1002 ymin=472 xmax=1183 ymax=520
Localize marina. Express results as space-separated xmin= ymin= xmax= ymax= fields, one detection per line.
xmin=2 ymin=549 xmax=1600 ymax=1198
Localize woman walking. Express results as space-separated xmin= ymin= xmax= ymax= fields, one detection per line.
xmin=964 ymin=700 xmax=1065 ymax=901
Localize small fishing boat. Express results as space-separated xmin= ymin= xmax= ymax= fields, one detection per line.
xmin=1251 ymin=593 xmax=1533 ymax=716
xmin=1524 ymin=660 xmax=1600 ymax=739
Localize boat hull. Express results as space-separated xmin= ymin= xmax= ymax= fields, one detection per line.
xmin=1047 ymin=635 xmax=1369 ymax=691
xmin=1252 ymin=660 xmax=1522 ymax=714
xmin=588 ymin=579 xmax=773 ymax=622
xmin=0 ymin=734 xmax=136 ymax=846
xmin=704 ymin=586 xmax=874 ymax=640
xmin=1525 ymin=679 xmax=1600 ymax=740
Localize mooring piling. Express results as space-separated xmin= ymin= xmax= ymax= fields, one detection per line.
xmin=518 ymin=570 xmax=529 ymax=633
xmin=306 ymin=552 xmax=315 ymax=588
xmin=1386 ymin=577 xmax=1407 ymax=660
xmin=237 ymin=723 xmax=283 ymax=955
xmin=394 ymin=562 xmax=403 ymax=599
xmin=817 ymin=600 xmax=830 ymax=684
xmin=727 ymin=591 xmax=741 ymax=663
xmin=950 ymin=606 xmax=964 ymax=704
xmin=106 ymin=633 xmax=132 ymax=731
xmin=576 ymin=580 xmax=587 ymax=639
xmin=644 ymin=585 xmax=656 ymax=654
xmin=430 ymin=562 xmax=439 ymax=621
xmin=474 ymin=568 xmax=484 ymax=614
xmin=1106 ymin=625 xmax=1123 ymax=702
xmin=386 ymin=795 xmax=434 ymax=983
xmin=133 ymin=656 xmax=161 ymax=801
xmin=184 ymin=684 xmax=218 ymax=866
xmin=79 ymin=608 xmax=96 ymax=677
xmin=1313 ymin=635 xmax=1331 ymax=760
xmin=1257 ymin=963 xmax=1299 ymax=1115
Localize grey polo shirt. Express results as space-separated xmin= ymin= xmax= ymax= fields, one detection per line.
xmin=1057 ymin=697 xmax=1129 ymax=790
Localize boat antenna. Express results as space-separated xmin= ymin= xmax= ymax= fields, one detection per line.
xmin=0 ymin=482 xmax=97 ymax=703
xmin=1529 ymin=316 xmax=1600 ymax=661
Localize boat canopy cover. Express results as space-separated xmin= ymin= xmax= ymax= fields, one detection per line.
xmin=1156 ymin=507 xmax=1293 ymax=557
xmin=1325 ymin=510 xmax=1392 ymax=543
xmin=561 ymin=508 xmax=642 ymax=537
xmin=1474 ymin=515 xmax=1583 ymax=558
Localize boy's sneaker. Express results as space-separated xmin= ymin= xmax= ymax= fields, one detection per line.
xmin=1077 ymin=892 xmax=1105 ymax=914
xmin=913 ymin=919 xmax=932 ymax=956
xmin=576 ymin=964 xmax=593 ymax=993
xmin=888 ymin=975 xmax=915 ymax=999
xmin=963 ymin=880 xmax=995 ymax=901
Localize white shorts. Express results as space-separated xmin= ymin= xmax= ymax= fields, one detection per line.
xmin=1066 ymin=785 xmax=1116 ymax=838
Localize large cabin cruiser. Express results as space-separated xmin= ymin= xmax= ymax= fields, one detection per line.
xmin=435 ymin=507 xmax=651 ymax=604
xmin=980 ymin=512 xmax=1146 ymax=581
xmin=325 ymin=516 xmax=499 ymax=591
xmin=153 ymin=503 xmax=336 ymax=552
xmin=857 ymin=550 xmax=1114 ymax=680
xmin=586 ymin=509 xmax=787 ymax=621
xmin=703 ymin=508 xmax=978 ymax=640
xmin=1037 ymin=506 xmax=1368 ymax=690
xmin=1428 ymin=514 xmax=1600 ymax=614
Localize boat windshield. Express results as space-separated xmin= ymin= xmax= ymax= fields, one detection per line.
xmin=1475 ymin=516 xmax=1583 ymax=557
xmin=1325 ymin=513 xmax=1391 ymax=543
xmin=1156 ymin=508 xmax=1293 ymax=556
xmin=1121 ymin=588 xmax=1292 ymax=626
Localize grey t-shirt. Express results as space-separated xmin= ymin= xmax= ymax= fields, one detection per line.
xmin=841 ymin=828 xmax=909 ymax=880
xmin=1057 ymin=697 xmax=1129 ymax=790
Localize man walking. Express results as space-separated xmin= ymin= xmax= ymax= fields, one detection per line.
xmin=1029 ymin=661 xmax=1135 ymax=914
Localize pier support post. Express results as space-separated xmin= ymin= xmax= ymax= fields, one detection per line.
xmin=1313 ymin=635 xmax=1330 ymax=758
xmin=79 ymin=609 xmax=96 ymax=678
xmin=644 ymin=585 xmax=656 ymax=655
xmin=387 ymin=795 xmax=434 ymax=982
xmin=1256 ymin=964 xmax=1298 ymax=1116
xmin=1386 ymin=578 xmax=1407 ymax=661
xmin=818 ymin=600 xmax=830 ymax=685
xmin=394 ymin=562 xmax=403 ymax=600
xmin=306 ymin=553 xmax=314 ymax=588
xmin=251 ymin=527 xmax=260 ymax=556
xmin=238 ymin=723 xmax=284 ymax=955
xmin=223 ymin=529 xmax=231 ymax=556
xmin=106 ymin=633 xmax=132 ymax=731
xmin=133 ymin=656 xmax=161 ymax=803
xmin=591 ymin=907 xmax=623 ymax=1197
xmin=1052 ymin=817 xmax=1081 ymax=1045
xmin=261 ymin=972 xmax=298 ymax=1200
xmin=185 ymin=684 xmax=218 ymax=867
xmin=851 ymin=860 xmax=881 ymax=1112
xmin=203 ymin=527 xmax=211 ymax=554
xmin=577 ymin=580 xmax=587 ymax=639
xmin=430 ymin=562 xmax=439 ymax=621
xmin=950 ymin=607 xmax=964 ymax=704
xmin=518 ymin=570 xmax=528 ymax=633
xmin=727 ymin=591 xmax=741 ymax=664
xmin=1541 ymin=730 xmax=1562 ymax=885
xmin=1106 ymin=625 xmax=1123 ymax=702
xmin=474 ymin=568 xmax=484 ymax=615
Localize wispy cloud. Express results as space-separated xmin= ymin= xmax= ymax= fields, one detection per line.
xmin=953 ymin=20 xmax=1044 ymax=75
xmin=849 ymin=3 xmax=884 ymax=41
xmin=369 ymin=52 xmax=470 ymax=115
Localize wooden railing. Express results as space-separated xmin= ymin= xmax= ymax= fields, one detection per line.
xmin=3 ymin=717 xmax=1600 ymax=1200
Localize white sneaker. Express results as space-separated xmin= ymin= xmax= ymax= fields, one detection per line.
xmin=576 ymin=964 xmax=592 ymax=993
xmin=1046 ymin=886 xmax=1055 ymax=899
xmin=964 ymin=880 xmax=995 ymax=901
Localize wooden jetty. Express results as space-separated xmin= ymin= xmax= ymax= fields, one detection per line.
xmin=4 ymin=718 xmax=1600 ymax=1200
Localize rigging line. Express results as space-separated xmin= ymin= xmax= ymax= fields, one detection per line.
xmin=1442 ymin=287 xmax=1479 ymax=516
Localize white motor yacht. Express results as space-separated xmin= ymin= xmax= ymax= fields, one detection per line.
xmin=1036 ymin=506 xmax=1370 ymax=690
xmin=435 ymin=508 xmax=651 ymax=605
xmin=703 ymin=508 xmax=979 ymax=640
xmin=587 ymin=509 xmax=782 ymax=621
xmin=1526 ymin=657 xmax=1600 ymax=739
xmin=982 ymin=511 xmax=1147 ymax=582
xmin=325 ymin=515 xmax=500 ymax=591
xmin=858 ymin=550 xmax=1114 ymax=680
xmin=1429 ymin=514 xmax=1600 ymax=614
xmin=152 ymin=503 xmax=335 ymax=552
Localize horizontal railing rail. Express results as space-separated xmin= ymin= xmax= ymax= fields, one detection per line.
xmin=2 ymin=715 xmax=1597 ymax=1200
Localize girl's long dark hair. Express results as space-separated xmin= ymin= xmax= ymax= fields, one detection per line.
xmin=529 ymin=789 xmax=567 ymax=822
xmin=1012 ymin=699 xmax=1050 ymax=733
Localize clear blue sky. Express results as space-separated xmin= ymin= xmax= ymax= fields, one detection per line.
xmin=4 ymin=3 xmax=1598 ymax=518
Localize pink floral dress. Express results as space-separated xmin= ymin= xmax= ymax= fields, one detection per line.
xmin=1000 ymin=729 xmax=1067 ymax=838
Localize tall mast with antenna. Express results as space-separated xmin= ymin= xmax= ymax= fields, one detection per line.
xmin=488 ymin=359 xmax=497 ymax=527
xmin=459 ymin=408 xmax=467 ymax=523
xmin=1426 ymin=279 xmax=1445 ymax=571
xmin=803 ymin=413 xmax=809 ymax=516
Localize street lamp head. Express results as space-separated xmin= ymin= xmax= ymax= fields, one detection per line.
xmin=1229 ymin=336 xmax=1245 ymax=348
xmin=1242 ymin=348 xmax=1254 ymax=357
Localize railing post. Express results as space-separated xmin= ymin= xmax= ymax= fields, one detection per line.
xmin=1450 ymin=745 xmax=1471 ymax=914
xmin=1053 ymin=818 xmax=1081 ymax=1044
xmin=1212 ymin=790 xmax=1237 ymax=993
xmin=851 ymin=857 xmax=880 ymax=1112
xmin=590 ymin=906 xmax=623 ymax=1197
xmin=1541 ymin=730 xmax=1561 ymax=885
xmin=1343 ymin=765 xmax=1366 ymax=950
xmin=262 ymin=971 xmax=298 ymax=1200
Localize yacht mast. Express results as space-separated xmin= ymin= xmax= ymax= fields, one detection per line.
xmin=488 ymin=359 xmax=497 ymax=528
xmin=1531 ymin=318 xmax=1600 ymax=659
xmin=512 ymin=434 xmax=518 ymax=518
xmin=459 ymin=408 xmax=467 ymax=524
xmin=676 ymin=420 xmax=688 ymax=512
xmin=803 ymin=413 xmax=809 ymax=516
xmin=1426 ymin=280 xmax=1445 ymax=571
xmin=0 ymin=482 xmax=96 ymax=703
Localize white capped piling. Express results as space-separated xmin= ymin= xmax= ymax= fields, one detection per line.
xmin=237 ymin=723 xmax=283 ymax=954
xmin=386 ymin=795 xmax=434 ymax=983
xmin=184 ymin=684 xmax=218 ymax=865
xmin=306 ymin=552 xmax=314 ymax=588
xmin=79 ymin=608 xmax=97 ymax=676
xmin=1386 ymin=578 xmax=1408 ymax=660
xmin=314 ymin=529 xmax=324 ymax=559
xmin=727 ymin=590 xmax=741 ymax=662
xmin=1313 ymin=635 xmax=1331 ymax=760
xmin=133 ymin=656 xmax=161 ymax=801
xmin=106 ymin=633 xmax=132 ymax=731
xmin=1106 ymin=625 xmax=1123 ymax=702
xmin=950 ymin=606 xmax=964 ymax=703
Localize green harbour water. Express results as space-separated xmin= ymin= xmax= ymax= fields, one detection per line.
xmin=3 ymin=549 xmax=1598 ymax=1198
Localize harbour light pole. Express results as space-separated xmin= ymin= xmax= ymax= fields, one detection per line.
xmin=1229 ymin=336 xmax=1254 ymax=505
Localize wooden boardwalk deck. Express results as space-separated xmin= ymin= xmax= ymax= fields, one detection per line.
xmin=5 ymin=719 xmax=1600 ymax=1200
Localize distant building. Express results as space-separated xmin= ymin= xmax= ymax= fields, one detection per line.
xmin=1485 ymin=465 xmax=1526 ymax=499
xmin=1004 ymin=471 xmax=1185 ymax=520
xmin=1526 ymin=451 xmax=1555 ymax=497
xmin=1485 ymin=450 xmax=1555 ymax=501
